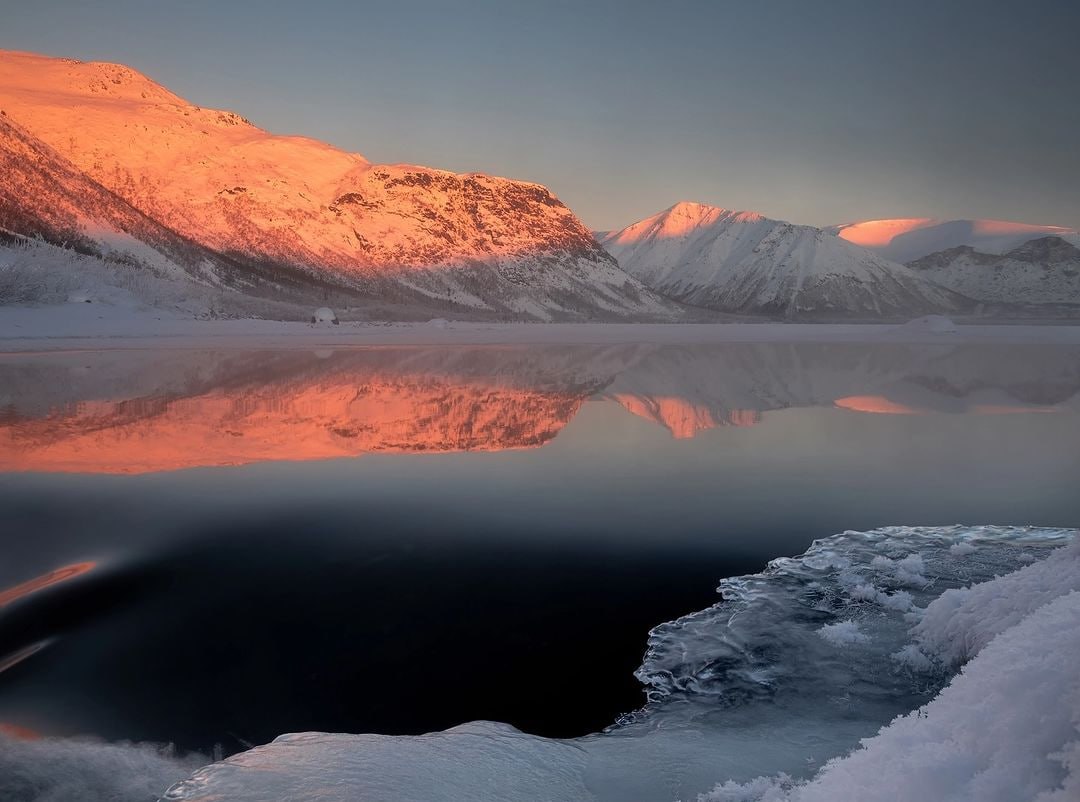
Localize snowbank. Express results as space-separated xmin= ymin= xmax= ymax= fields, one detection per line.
xmin=913 ymin=540 xmax=1080 ymax=666
xmin=702 ymin=541 xmax=1080 ymax=802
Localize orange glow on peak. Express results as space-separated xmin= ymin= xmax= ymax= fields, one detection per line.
xmin=833 ymin=219 xmax=938 ymax=248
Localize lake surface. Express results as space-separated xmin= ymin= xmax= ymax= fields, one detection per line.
xmin=1 ymin=340 xmax=1078 ymax=756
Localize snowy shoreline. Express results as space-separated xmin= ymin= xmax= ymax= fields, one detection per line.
xmin=2 ymin=304 xmax=1080 ymax=353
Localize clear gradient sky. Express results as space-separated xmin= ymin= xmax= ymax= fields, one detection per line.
xmin=4 ymin=0 xmax=1078 ymax=231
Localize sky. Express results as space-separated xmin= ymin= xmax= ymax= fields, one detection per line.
xmin=3 ymin=0 xmax=1079 ymax=232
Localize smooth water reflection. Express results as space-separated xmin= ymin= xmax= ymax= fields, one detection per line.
xmin=2 ymin=342 xmax=1078 ymax=472
xmin=0 ymin=341 xmax=1078 ymax=752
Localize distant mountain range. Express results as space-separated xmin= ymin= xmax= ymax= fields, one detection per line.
xmin=600 ymin=202 xmax=963 ymax=317
xmin=0 ymin=49 xmax=1076 ymax=321
xmin=907 ymin=236 xmax=1080 ymax=306
xmin=0 ymin=50 xmax=675 ymax=321
xmin=826 ymin=218 xmax=1079 ymax=263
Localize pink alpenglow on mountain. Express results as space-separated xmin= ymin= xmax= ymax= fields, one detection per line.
xmin=827 ymin=218 xmax=1080 ymax=264
xmin=0 ymin=50 xmax=677 ymax=320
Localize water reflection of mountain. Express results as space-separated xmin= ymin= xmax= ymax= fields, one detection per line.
xmin=1 ymin=343 xmax=1078 ymax=473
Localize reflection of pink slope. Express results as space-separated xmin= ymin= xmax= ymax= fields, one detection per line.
xmin=833 ymin=395 xmax=920 ymax=415
xmin=834 ymin=394 xmax=1060 ymax=416
xmin=969 ymin=404 xmax=1058 ymax=416
xmin=611 ymin=394 xmax=759 ymax=439
xmin=0 ymin=562 xmax=96 ymax=607
xmin=0 ymin=722 xmax=41 ymax=740
xmin=0 ymin=379 xmax=590 ymax=474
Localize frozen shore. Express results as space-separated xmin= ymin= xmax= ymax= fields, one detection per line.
xmin=2 ymin=303 xmax=1080 ymax=352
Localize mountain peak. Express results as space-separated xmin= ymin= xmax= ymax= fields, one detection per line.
xmin=0 ymin=49 xmax=184 ymax=106
xmin=662 ymin=202 xmax=765 ymax=226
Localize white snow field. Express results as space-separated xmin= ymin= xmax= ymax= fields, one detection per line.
xmin=151 ymin=526 xmax=1078 ymax=802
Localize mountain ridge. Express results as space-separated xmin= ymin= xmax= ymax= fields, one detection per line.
xmin=907 ymin=236 xmax=1080 ymax=306
xmin=0 ymin=49 xmax=677 ymax=321
xmin=601 ymin=202 xmax=964 ymax=318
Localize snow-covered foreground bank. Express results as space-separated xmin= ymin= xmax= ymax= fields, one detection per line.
xmin=2 ymin=302 xmax=1080 ymax=352
xmin=152 ymin=526 xmax=1074 ymax=802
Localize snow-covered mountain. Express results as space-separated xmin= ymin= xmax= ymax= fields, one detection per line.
xmin=827 ymin=218 xmax=1080 ymax=263
xmin=600 ymin=202 xmax=963 ymax=318
xmin=0 ymin=111 xmax=283 ymax=290
xmin=0 ymin=50 xmax=676 ymax=321
xmin=907 ymin=236 xmax=1080 ymax=306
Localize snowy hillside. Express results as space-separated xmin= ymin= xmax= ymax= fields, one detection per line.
xmin=0 ymin=113 xmax=233 ymax=285
xmin=907 ymin=237 xmax=1080 ymax=306
xmin=827 ymin=217 xmax=1080 ymax=263
xmin=0 ymin=50 xmax=676 ymax=321
xmin=601 ymin=202 xmax=963 ymax=318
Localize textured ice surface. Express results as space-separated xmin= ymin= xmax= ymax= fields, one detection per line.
xmin=632 ymin=525 xmax=1071 ymax=731
xmin=161 ymin=526 xmax=1076 ymax=802
xmin=702 ymin=546 xmax=1080 ymax=801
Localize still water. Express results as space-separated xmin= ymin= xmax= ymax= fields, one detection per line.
xmin=0 ymin=341 xmax=1078 ymax=755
